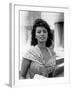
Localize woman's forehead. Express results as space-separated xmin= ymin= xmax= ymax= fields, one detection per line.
xmin=36 ymin=26 xmax=47 ymax=30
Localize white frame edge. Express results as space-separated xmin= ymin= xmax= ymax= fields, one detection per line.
xmin=9 ymin=3 xmax=15 ymax=87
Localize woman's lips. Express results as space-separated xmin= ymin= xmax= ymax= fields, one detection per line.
xmin=40 ymin=37 xmax=45 ymax=40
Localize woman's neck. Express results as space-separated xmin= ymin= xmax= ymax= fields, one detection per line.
xmin=37 ymin=42 xmax=46 ymax=49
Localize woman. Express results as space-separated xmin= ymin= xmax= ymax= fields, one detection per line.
xmin=20 ymin=18 xmax=56 ymax=79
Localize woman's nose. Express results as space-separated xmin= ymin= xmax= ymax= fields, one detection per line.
xmin=41 ymin=31 xmax=44 ymax=35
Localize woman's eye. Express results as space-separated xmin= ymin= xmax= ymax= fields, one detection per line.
xmin=37 ymin=30 xmax=41 ymax=33
xmin=43 ymin=30 xmax=47 ymax=33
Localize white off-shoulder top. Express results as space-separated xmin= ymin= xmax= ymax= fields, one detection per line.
xmin=23 ymin=45 xmax=56 ymax=78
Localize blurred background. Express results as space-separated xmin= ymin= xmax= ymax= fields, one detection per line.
xmin=19 ymin=11 xmax=64 ymax=76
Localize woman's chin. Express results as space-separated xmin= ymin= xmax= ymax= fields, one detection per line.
xmin=39 ymin=40 xmax=46 ymax=43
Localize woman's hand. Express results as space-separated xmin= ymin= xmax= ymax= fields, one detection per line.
xmin=30 ymin=61 xmax=55 ymax=77
xmin=39 ymin=66 xmax=48 ymax=77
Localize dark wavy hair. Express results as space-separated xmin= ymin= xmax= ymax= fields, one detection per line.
xmin=31 ymin=18 xmax=53 ymax=47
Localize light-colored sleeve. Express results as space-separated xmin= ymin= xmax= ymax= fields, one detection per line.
xmin=23 ymin=46 xmax=35 ymax=61
xmin=23 ymin=46 xmax=42 ymax=64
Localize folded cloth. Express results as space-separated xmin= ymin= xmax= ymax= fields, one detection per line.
xmin=34 ymin=74 xmax=47 ymax=79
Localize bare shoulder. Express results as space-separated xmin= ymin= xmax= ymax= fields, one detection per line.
xmin=49 ymin=47 xmax=56 ymax=56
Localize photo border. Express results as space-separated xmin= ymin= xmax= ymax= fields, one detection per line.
xmin=9 ymin=3 xmax=70 ymax=87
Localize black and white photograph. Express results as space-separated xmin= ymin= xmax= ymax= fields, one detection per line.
xmin=19 ymin=10 xmax=64 ymax=79
xmin=9 ymin=4 xmax=70 ymax=87
xmin=0 ymin=0 xmax=72 ymax=89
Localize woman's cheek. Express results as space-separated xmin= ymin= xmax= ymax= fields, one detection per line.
xmin=36 ymin=35 xmax=40 ymax=41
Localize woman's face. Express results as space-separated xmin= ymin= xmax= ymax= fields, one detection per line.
xmin=35 ymin=26 xmax=48 ymax=43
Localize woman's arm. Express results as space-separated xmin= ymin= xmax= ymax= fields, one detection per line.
xmin=20 ymin=57 xmax=31 ymax=79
